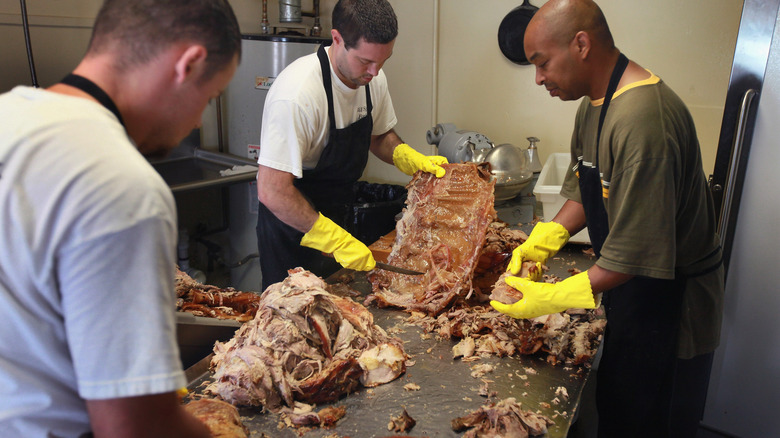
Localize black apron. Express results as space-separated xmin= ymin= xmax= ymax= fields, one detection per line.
xmin=578 ymin=55 xmax=686 ymax=437
xmin=580 ymin=55 xmax=721 ymax=437
xmin=256 ymin=44 xmax=374 ymax=290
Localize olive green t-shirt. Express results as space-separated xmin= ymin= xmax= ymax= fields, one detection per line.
xmin=561 ymin=75 xmax=724 ymax=358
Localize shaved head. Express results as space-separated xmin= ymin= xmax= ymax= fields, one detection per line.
xmin=528 ymin=0 xmax=613 ymax=50
xmin=523 ymin=0 xmax=621 ymax=101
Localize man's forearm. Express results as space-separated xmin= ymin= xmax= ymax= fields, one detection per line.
xmin=87 ymin=394 xmax=212 ymax=438
xmin=257 ymin=166 xmax=319 ymax=233
xmin=552 ymin=199 xmax=588 ymax=237
xmin=587 ymin=264 xmax=634 ymax=294
xmin=370 ymin=129 xmax=403 ymax=164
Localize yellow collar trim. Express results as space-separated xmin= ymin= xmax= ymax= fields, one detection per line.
xmin=591 ymin=70 xmax=660 ymax=106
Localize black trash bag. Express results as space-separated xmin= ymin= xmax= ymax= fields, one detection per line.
xmin=346 ymin=182 xmax=407 ymax=245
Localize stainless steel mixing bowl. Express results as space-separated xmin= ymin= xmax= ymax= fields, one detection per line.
xmin=483 ymin=143 xmax=533 ymax=201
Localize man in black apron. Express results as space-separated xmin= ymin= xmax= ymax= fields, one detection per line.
xmin=256 ymin=0 xmax=447 ymax=291
xmin=0 ymin=1 xmax=241 ymax=436
xmin=491 ymin=1 xmax=724 ymax=437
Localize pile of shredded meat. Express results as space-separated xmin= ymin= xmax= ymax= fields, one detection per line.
xmin=452 ymin=397 xmax=554 ymax=438
xmin=206 ymin=268 xmax=407 ymax=411
xmin=471 ymin=221 xmax=529 ymax=298
xmin=367 ymin=163 xmax=496 ymax=315
xmin=176 ymin=267 xmax=261 ymax=322
xmin=409 ymin=304 xmax=605 ymax=366
xmin=363 ymin=165 xmax=604 ymax=365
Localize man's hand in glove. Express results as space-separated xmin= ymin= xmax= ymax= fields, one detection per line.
xmin=508 ymin=221 xmax=570 ymax=275
xmin=300 ymin=213 xmax=376 ymax=271
xmin=490 ymin=271 xmax=596 ymax=319
xmin=393 ymin=143 xmax=448 ymax=177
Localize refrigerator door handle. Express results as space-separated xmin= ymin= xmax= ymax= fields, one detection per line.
xmin=717 ymin=88 xmax=758 ymax=247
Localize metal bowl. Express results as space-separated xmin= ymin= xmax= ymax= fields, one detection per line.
xmin=493 ymin=171 xmax=533 ymax=201
xmin=484 ymin=144 xmax=533 ymax=201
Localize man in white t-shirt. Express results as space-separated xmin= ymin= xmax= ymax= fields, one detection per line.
xmin=0 ymin=1 xmax=240 ymax=437
xmin=256 ymin=0 xmax=448 ymax=290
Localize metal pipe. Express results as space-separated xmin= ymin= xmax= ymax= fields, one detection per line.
xmin=19 ymin=0 xmax=38 ymax=87
xmin=261 ymin=0 xmax=270 ymax=34
xmin=290 ymin=0 xmax=321 ymax=36
xmin=279 ymin=0 xmax=301 ymax=23
xmin=311 ymin=0 xmax=321 ymax=37
xmin=228 ymin=253 xmax=259 ymax=269
xmin=301 ymin=0 xmax=319 ymax=17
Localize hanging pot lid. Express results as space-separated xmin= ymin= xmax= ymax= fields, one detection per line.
xmin=497 ymin=0 xmax=539 ymax=65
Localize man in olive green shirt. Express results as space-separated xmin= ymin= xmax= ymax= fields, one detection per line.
xmin=490 ymin=0 xmax=724 ymax=436
xmin=563 ymin=74 xmax=723 ymax=358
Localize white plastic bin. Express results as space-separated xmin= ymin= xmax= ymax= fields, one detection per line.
xmin=533 ymin=153 xmax=591 ymax=244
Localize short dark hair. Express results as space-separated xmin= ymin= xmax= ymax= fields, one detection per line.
xmin=332 ymin=0 xmax=398 ymax=49
xmin=88 ymin=0 xmax=241 ymax=81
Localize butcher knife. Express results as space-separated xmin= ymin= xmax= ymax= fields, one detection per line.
xmin=323 ymin=252 xmax=424 ymax=275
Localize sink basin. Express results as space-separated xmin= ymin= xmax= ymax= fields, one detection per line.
xmin=149 ymin=148 xmax=258 ymax=193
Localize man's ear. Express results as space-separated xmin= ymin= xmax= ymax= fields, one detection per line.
xmin=572 ymin=31 xmax=591 ymax=60
xmin=173 ymin=44 xmax=208 ymax=84
xmin=331 ymin=29 xmax=343 ymax=47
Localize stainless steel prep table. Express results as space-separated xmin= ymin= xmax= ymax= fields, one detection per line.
xmin=184 ymin=239 xmax=598 ymax=437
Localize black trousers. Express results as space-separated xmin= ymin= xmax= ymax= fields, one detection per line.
xmin=596 ymin=351 xmax=713 ymax=438
xmin=255 ymin=201 xmax=341 ymax=291
xmin=595 ymin=277 xmax=713 ymax=438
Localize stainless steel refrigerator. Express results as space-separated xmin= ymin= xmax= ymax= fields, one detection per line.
xmin=702 ymin=0 xmax=780 ymax=436
xmin=223 ymin=35 xmax=326 ymax=292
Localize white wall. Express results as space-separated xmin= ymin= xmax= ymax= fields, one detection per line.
xmin=379 ymin=0 xmax=741 ymax=185
xmin=0 ymin=0 xmax=331 ymax=90
xmin=0 ymin=0 xmax=741 ymax=182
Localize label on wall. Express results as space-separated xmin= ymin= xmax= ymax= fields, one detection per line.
xmin=247 ymin=144 xmax=261 ymax=161
xmin=255 ymin=76 xmax=275 ymax=90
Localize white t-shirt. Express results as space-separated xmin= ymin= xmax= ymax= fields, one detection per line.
xmin=0 ymin=87 xmax=184 ymax=438
xmin=258 ymin=45 xmax=397 ymax=178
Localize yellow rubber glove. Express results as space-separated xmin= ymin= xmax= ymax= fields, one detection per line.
xmin=508 ymin=221 xmax=570 ymax=275
xmin=300 ymin=213 xmax=376 ymax=271
xmin=490 ymin=271 xmax=596 ymax=319
xmin=392 ymin=143 xmax=448 ymax=178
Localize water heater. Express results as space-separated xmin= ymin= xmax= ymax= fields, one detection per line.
xmin=223 ymin=34 xmax=328 ymax=292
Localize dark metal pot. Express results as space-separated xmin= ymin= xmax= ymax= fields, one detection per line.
xmin=497 ymin=0 xmax=539 ymax=65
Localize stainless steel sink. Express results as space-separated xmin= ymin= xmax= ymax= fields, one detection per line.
xmin=149 ymin=148 xmax=257 ymax=193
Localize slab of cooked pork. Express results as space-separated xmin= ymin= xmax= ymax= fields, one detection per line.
xmin=488 ymin=261 xmax=540 ymax=305
xmin=206 ymin=268 xmax=406 ymax=411
xmin=176 ymin=267 xmax=261 ymax=322
xmin=367 ymin=163 xmax=496 ymax=315
xmin=183 ymin=398 xmax=249 ymax=438
xmin=471 ymin=221 xmax=528 ymax=297
xmin=452 ymin=397 xmax=554 ymax=438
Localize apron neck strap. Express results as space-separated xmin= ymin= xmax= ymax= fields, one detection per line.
xmin=596 ymin=53 xmax=629 ymax=149
xmin=60 ymin=73 xmax=125 ymax=129
xmin=317 ymin=44 xmax=337 ymax=130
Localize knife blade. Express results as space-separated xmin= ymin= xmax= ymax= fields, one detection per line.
xmin=375 ymin=261 xmax=424 ymax=276
xmin=322 ymin=252 xmax=424 ymax=275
